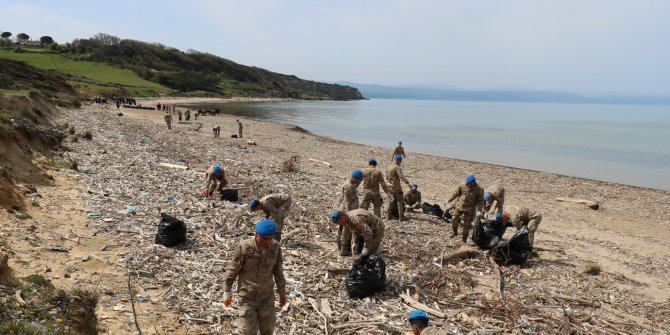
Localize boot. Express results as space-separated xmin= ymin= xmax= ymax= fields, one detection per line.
xmin=449 ymin=228 xmax=458 ymax=238
xmin=461 ymin=233 xmax=468 ymax=243
xmin=340 ymin=242 xmax=352 ymax=256
xmin=399 ymin=215 xmax=409 ymax=222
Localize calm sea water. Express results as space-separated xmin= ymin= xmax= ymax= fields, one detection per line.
xmin=190 ymin=99 xmax=670 ymax=191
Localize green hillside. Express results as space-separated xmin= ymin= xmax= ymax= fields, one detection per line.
xmin=0 ymin=48 xmax=172 ymax=96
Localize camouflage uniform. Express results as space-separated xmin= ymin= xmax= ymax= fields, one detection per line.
xmin=505 ymin=205 xmax=542 ymax=247
xmin=392 ymin=145 xmax=406 ymax=160
xmin=224 ymin=237 xmax=286 ymax=335
xmin=259 ymin=194 xmax=292 ymax=241
xmin=360 ymin=167 xmax=389 ymax=218
xmin=345 ymin=209 xmax=385 ymax=255
xmin=386 ymin=164 xmax=410 ymax=220
xmin=205 ymin=166 xmax=227 ymax=196
xmin=238 ymin=120 xmax=244 ymax=138
xmin=164 ymin=113 xmax=172 ymax=130
xmin=403 ymin=190 xmax=422 ymax=211
xmin=338 ymin=180 xmax=361 ymax=255
xmin=446 ymin=183 xmax=485 ymax=241
xmin=484 ymin=184 xmax=505 ymax=215
xmin=421 ymin=326 xmax=447 ymax=334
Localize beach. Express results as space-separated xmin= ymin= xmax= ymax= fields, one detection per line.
xmin=2 ymin=98 xmax=669 ymax=334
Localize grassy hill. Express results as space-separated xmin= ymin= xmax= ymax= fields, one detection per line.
xmin=0 ymin=48 xmax=172 ymax=96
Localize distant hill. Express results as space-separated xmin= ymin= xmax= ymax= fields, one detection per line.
xmin=339 ymin=82 xmax=670 ymax=105
xmin=63 ymin=33 xmax=363 ymax=100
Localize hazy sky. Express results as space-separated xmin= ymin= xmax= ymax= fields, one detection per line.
xmin=2 ymin=0 xmax=669 ymax=95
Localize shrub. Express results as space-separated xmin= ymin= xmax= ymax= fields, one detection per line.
xmin=69 ymin=160 xmax=78 ymax=171
xmin=25 ymin=274 xmax=47 ymax=287
xmin=81 ymin=131 xmax=92 ymax=140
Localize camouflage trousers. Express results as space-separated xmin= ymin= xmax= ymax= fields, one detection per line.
xmin=360 ymin=190 xmax=383 ymax=218
xmin=238 ymin=296 xmax=275 ymax=335
xmin=451 ymin=208 xmax=475 ymax=239
xmin=513 ymin=214 xmax=542 ymax=247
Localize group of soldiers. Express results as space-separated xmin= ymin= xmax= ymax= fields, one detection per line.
xmin=162 ymin=106 xmax=244 ymax=140
xmin=201 ymin=140 xmax=541 ymax=334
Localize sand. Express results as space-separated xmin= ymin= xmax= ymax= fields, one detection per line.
xmin=2 ymin=98 xmax=669 ymax=334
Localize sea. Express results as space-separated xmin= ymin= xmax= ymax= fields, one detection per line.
xmin=188 ymin=99 xmax=670 ymax=191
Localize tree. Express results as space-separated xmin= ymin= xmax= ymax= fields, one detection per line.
xmin=16 ymin=33 xmax=29 ymax=43
xmin=40 ymin=35 xmax=54 ymax=45
xmin=0 ymin=31 xmax=11 ymax=39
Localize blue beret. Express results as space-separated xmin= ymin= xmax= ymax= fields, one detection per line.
xmin=410 ymin=183 xmax=417 ymax=189
xmin=495 ymin=211 xmax=502 ymax=222
xmin=331 ymin=210 xmax=341 ymax=224
xmin=466 ymin=174 xmax=476 ymax=184
xmin=484 ymin=192 xmax=491 ymax=201
xmin=255 ymin=219 xmax=276 ymax=235
xmin=394 ymin=154 xmax=403 ymax=161
xmin=249 ymin=199 xmax=259 ymax=209
xmin=408 ymin=309 xmax=429 ymax=320
xmin=368 ymin=158 xmax=377 ymax=166
xmin=213 ymin=165 xmax=221 ymax=173
xmin=352 ymin=169 xmax=363 ymax=180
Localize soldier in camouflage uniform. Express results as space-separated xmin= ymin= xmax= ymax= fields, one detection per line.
xmin=223 ymin=219 xmax=287 ymax=335
xmin=392 ymin=141 xmax=406 ymax=161
xmin=484 ymin=184 xmax=505 ymax=217
xmin=403 ymin=183 xmax=422 ymax=212
xmin=204 ymin=164 xmax=227 ymax=197
xmin=249 ymin=194 xmax=293 ymax=241
xmin=386 ymin=154 xmax=411 ymax=221
xmin=408 ymin=309 xmax=446 ymax=335
xmin=500 ymin=205 xmax=542 ymax=249
xmin=360 ymin=158 xmax=391 ymax=218
xmin=337 ymin=169 xmax=363 ymax=256
xmin=331 ymin=208 xmax=385 ymax=256
xmin=444 ymin=174 xmax=485 ymax=242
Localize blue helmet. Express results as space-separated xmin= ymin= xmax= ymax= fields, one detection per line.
xmin=410 ymin=183 xmax=418 ymax=189
xmin=465 ymin=174 xmax=476 ymax=184
xmin=352 ymin=169 xmax=363 ymax=180
xmin=484 ymin=192 xmax=492 ymax=201
xmin=330 ymin=210 xmax=341 ymax=224
xmin=255 ymin=219 xmax=277 ymax=235
xmin=249 ymin=199 xmax=259 ymax=209
xmin=368 ymin=158 xmax=377 ymax=166
xmin=394 ymin=154 xmax=403 ymax=161
xmin=213 ymin=165 xmax=221 ymax=173
xmin=408 ymin=309 xmax=429 ymax=321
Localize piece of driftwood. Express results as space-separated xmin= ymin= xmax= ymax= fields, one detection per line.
xmin=158 ymin=162 xmax=189 ymax=170
xmin=436 ymin=246 xmax=480 ymax=263
xmin=14 ymin=289 xmax=26 ymax=305
xmin=555 ymin=197 xmax=599 ymax=210
xmin=549 ymin=292 xmax=601 ymax=308
xmin=488 ymin=255 xmax=505 ymax=301
xmin=308 ymin=158 xmax=331 ymax=167
xmin=400 ymin=294 xmax=446 ymax=318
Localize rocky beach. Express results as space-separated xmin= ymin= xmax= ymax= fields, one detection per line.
xmin=2 ymin=98 xmax=669 ymax=334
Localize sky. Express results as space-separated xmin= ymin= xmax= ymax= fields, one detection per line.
xmin=1 ymin=0 xmax=670 ymax=96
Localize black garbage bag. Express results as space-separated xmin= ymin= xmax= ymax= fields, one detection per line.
xmin=346 ymin=255 xmax=386 ymax=298
xmin=442 ymin=209 xmax=453 ymax=222
xmin=472 ymin=218 xmax=508 ymax=249
xmin=155 ymin=213 xmax=187 ymax=247
xmin=421 ymin=202 xmax=444 ymax=217
xmin=389 ymin=200 xmax=400 ymax=219
xmin=490 ymin=226 xmax=531 ymax=265
xmin=219 ymin=188 xmax=239 ymax=202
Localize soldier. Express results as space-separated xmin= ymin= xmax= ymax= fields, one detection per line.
xmin=499 ymin=205 xmax=542 ymax=249
xmin=360 ymin=158 xmax=391 ymax=218
xmin=408 ymin=309 xmax=445 ymax=335
xmin=237 ymin=119 xmax=244 ymax=138
xmin=164 ymin=112 xmax=173 ymax=130
xmin=484 ymin=184 xmax=505 ymax=216
xmin=403 ymin=183 xmax=422 ymax=212
xmin=391 ymin=141 xmax=406 ymax=161
xmin=386 ymin=154 xmax=411 ymax=221
xmin=204 ymin=164 xmax=227 ymax=197
xmin=213 ymin=126 xmax=221 ymax=138
xmin=337 ymin=169 xmax=364 ymax=256
xmin=331 ymin=208 xmax=385 ymax=256
xmin=178 ymin=110 xmax=183 ymax=121
xmin=444 ymin=174 xmax=485 ymax=242
xmin=223 ymin=219 xmax=287 ymax=335
xmin=249 ymin=194 xmax=292 ymax=241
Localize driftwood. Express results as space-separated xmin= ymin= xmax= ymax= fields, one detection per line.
xmin=14 ymin=289 xmax=26 ymax=305
xmin=308 ymin=158 xmax=331 ymax=167
xmin=436 ymin=246 xmax=480 ymax=263
xmin=158 ymin=162 xmax=189 ymax=170
xmin=555 ymin=197 xmax=599 ymax=210
xmin=400 ymin=294 xmax=446 ymax=318
xmin=488 ymin=255 xmax=505 ymax=301
xmin=549 ymin=292 xmax=602 ymax=308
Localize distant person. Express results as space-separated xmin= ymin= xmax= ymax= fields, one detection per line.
xmin=386 ymin=154 xmax=411 ymax=221
xmin=331 ymin=208 xmax=385 ymax=256
xmin=403 ymin=183 xmax=422 ymax=212
xmin=337 ymin=169 xmax=364 ymax=256
xmin=237 ymin=119 xmax=243 ymax=138
xmin=249 ymin=193 xmax=293 ymax=241
xmin=194 ymin=110 xmax=199 ymax=120
xmin=444 ymin=174 xmax=485 ymax=242
xmin=408 ymin=309 xmax=445 ymax=334
xmin=213 ymin=126 xmax=221 ymax=138
xmin=204 ymin=164 xmax=227 ymax=197
xmin=164 ymin=113 xmax=173 ymax=130
xmin=178 ymin=110 xmax=183 ymax=121
xmin=223 ymin=219 xmax=286 ymax=335
xmin=185 ymin=109 xmax=191 ymax=121
xmin=392 ymin=141 xmax=406 ymax=161
xmin=360 ymin=158 xmax=391 ymax=218
xmin=484 ymin=184 xmax=505 ymax=217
